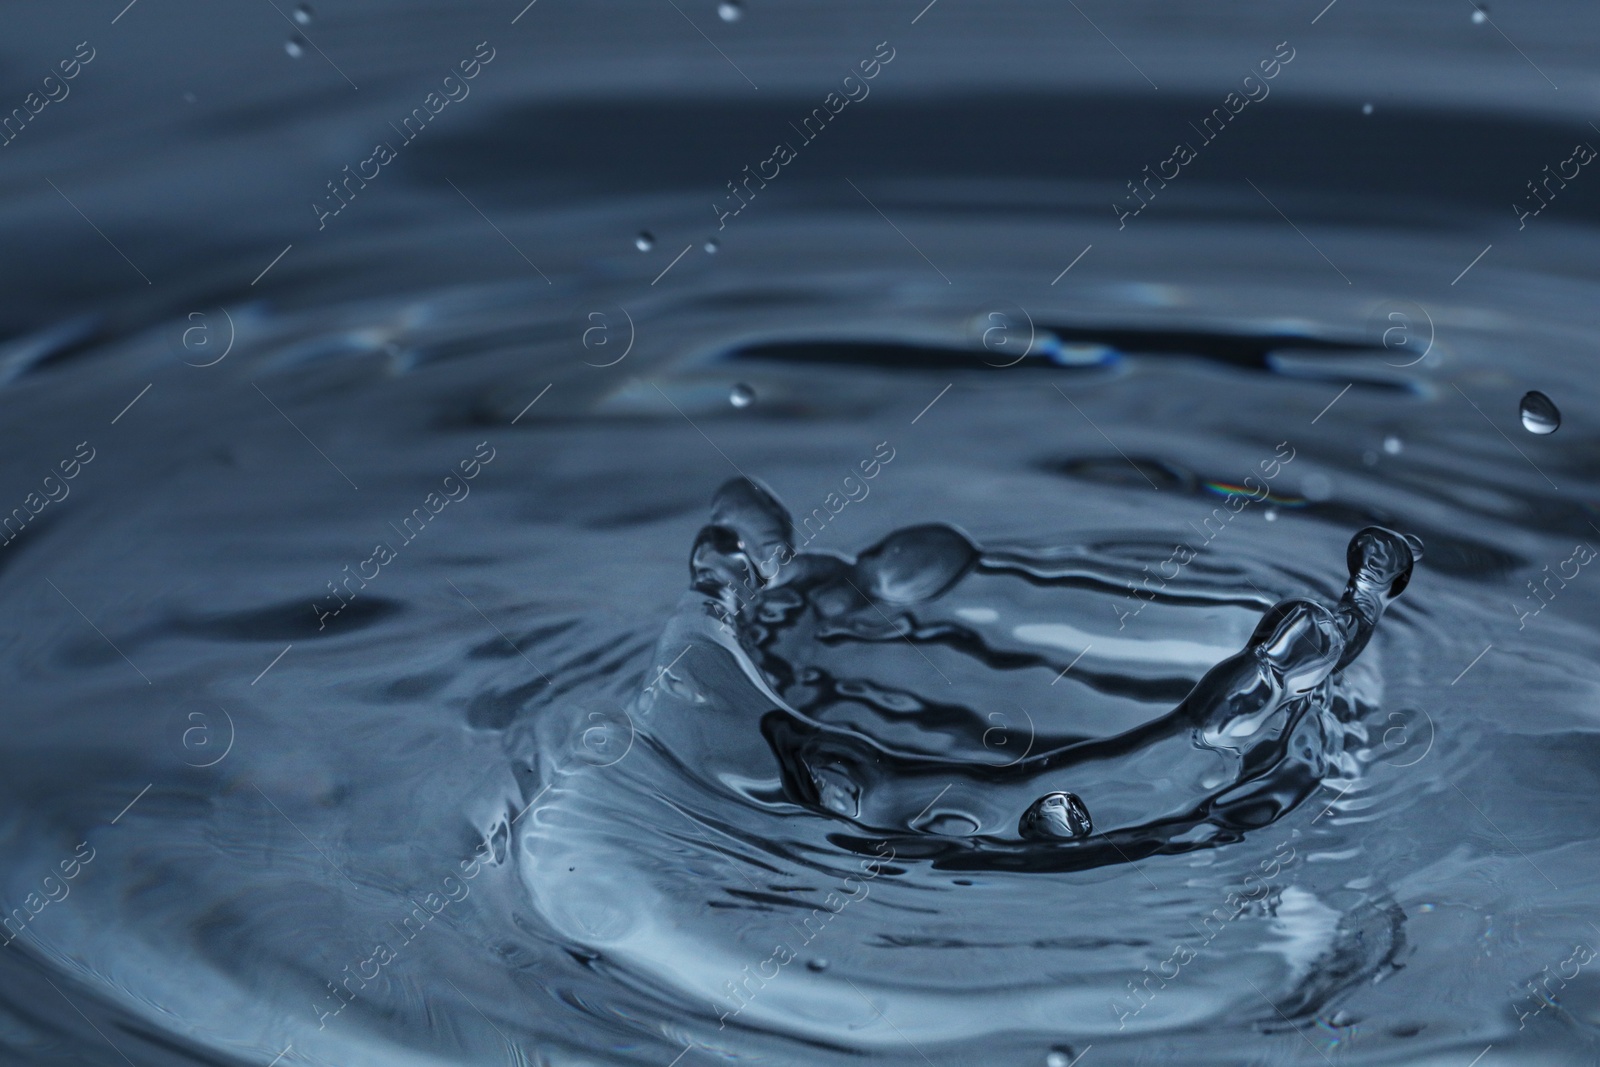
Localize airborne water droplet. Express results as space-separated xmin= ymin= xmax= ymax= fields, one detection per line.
xmin=293 ymin=3 xmax=314 ymax=24
xmin=1519 ymin=390 xmax=1560 ymax=434
xmin=729 ymin=383 xmax=755 ymax=408
xmin=806 ymin=957 xmax=829 ymax=972
xmin=1361 ymin=102 xmax=1373 ymax=115
xmin=284 ymin=36 xmax=306 ymax=57
xmin=1471 ymin=7 xmax=1487 ymax=22
xmin=703 ymin=238 xmax=720 ymax=254
xmin=1019 ymin=791 xmax=1093 ymax=840
xmin=635 ymin=231 xmax=655 ymax=252
xmin=718 ymin=0 xmax=744 ymax=22
xmin=1046 ymin=1050 xmax=1077 ymax=1067
xmin=1383 ymin=435 xmax=1402 ymax=454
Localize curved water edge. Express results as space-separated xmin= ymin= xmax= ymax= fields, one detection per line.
xmin=1 ymin=249 xmax=1597 ymax=1067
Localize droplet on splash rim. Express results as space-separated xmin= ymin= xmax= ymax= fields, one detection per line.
xmin=1019 ymin=791 xmax=1093 ymax=840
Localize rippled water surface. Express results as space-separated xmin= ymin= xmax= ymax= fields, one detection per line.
xmin=4 ymin=2 xmax=1600 ymax=1065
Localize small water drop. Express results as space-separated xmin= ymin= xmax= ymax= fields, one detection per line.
xmin=718 ymin=0 xmax=744 ymax=22
xmin=1361 ymin=102 xmax=1373 ymax=115
xmin=807 ymin=762 xmax=860 ymax=818
xmin=1019 ymin=792 xmax=1093 ymax=840
xmin=1471 ymin=7 xmax=1487 ymax=22
xmin=1264 ymin=507 xmax=1279 ymax=522
xmin=1383 ymin=435 xmax=1403 ymax=454
xmin=1045 ymin=1050 xmax=1077 ymax=1067
xmin=806 ymin=958 xmax=828 ymax=972
xmin=1519 ymin=390 xmax=1560 ymax=434
xmin=854 ymin=524 xmax=978 ymax=606
xmin=284 ymin=36 xmax=306 ymax=57
xmin=729 ymin=383 xmax=755 ymax=408
xmin=634 ymin=231 xmax=655 ymax=252
xmin=703 ymin=238 xmax=720 ymax=254
xmin=293 ymin=3 xmax=314 ymax=24
xmin=1301 ymin=472 xmax=1333 ymax=502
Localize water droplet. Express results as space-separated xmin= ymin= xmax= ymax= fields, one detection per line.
xmin=690 ymin=524 xmax=759 ymax=597
xmin=806 ymin=957 xmax=829 ymax=972
xmin=718 ymin=0 xmax=744 ymax=21
xmin=1345 ymin=527 xmax=1419 ymax=598
xmin=703 ymin=238 xmax=720 ymax=254
xmin=634 ymin=231 xmax=655 ymax=252
xmin=729 ymin=383 xmax=755 ymax=408
xmin=708 ymin=477 xmax=793 ymax=583
xmin=293 ymin=3 xmax=314 ymax=23
xmin=284 ymin=36 xmax=306 ymax=57
xmin=1019 ymin=791 xmax=1093 ymax=840
xmin=1361 ymin=102 xmax=1373 ymax=115
xmin=1264 ymin=507 xmax=1278 ymax=522
xmin=854 ymin=524 xmax=978 ymax=606
xmin=1045 ymin=1050 xmax=1077 ymax=1067
xmin=1301 ymin=472 xmax=1333 ymax=502
xmin=807 ymin=762 xmax=860 ymax=818
xmin=1471 ymin=7 xmax=1487 ymax=22
xmin=1519 ymin=390 xmax=1560 ymax=434
xmin=1383 ymin=435 xmax=1402 ymax=454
